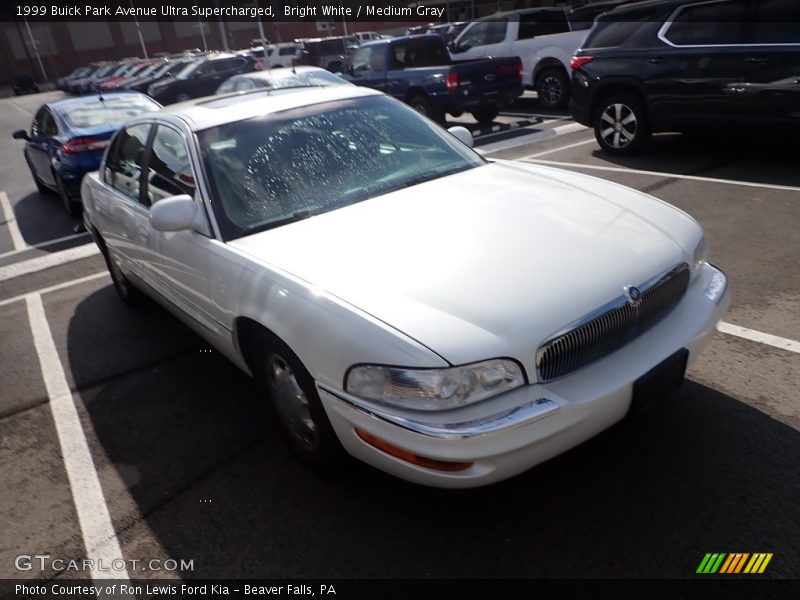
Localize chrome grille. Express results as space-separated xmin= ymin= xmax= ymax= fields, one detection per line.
xmin=536 ymin=263 xmax=690 ymax=382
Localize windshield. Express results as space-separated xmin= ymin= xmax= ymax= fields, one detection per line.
xmin=135 ymin=63 xmax=160 ymax=78
xmin=175 ymin=61 xmax=201 ymax=79
xmin=256 ymin=70 xmax=349 ymax=89
xmin=198 ymin=94 xmax=484 ymax=240
xmin=92 ymin=65 xmax=115 ymax=78
xmin=61 ymin=96 xmax=161 ymax=128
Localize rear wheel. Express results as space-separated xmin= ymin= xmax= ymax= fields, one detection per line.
xmin=25 ymin=155 xmax=51 ymax=195
xmin=471 ymin=106 xmax=499 ymax=125
xmin=54 ymin=172 xmax=81 ymax=217
xmin=536 ymin=68 xmax=570 ymax=109
xmin=409 ymin=94 xmax=445 ymax=125
xmin=593 ymin=94 xmax=651 ymax=155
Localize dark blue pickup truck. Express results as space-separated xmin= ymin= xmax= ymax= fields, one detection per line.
xmin=341 ymin=35 xmax=523 ymax=124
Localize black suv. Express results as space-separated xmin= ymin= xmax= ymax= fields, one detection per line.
xmin=294 ymin=36 xmax=360 ymax=72
xmin=147 ymin=54 xmax=256 ymax=104
xmin=569 ymin=0 xmax=800 ymax=154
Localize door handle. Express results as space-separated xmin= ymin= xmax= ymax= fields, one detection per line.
xmin=647 ymin=57 xmax=665 ymax=64
xmin=746 ymin=57 xmax=769 ymax=64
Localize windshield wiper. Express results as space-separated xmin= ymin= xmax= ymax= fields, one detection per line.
xmin=251 ymin=208 xmax=321 ymax=234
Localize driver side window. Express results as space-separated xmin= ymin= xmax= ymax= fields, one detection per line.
xmin=105 ymin=124 xmax=152 ymax=203
xmin=458 ymin=19 xmax=509 ymax=48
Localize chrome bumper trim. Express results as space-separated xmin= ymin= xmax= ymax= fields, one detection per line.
xmin=320 ymin=387 xmax=559 ymax=440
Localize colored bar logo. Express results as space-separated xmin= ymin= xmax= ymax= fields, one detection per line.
xmin=697 ymin=553 xmax=773 ymax=574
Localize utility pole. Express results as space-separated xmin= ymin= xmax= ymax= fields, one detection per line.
xmin=130 ymin=0 xmax=148 ymax=58
xmin=23 ymin=18 xmax=48 ymax=82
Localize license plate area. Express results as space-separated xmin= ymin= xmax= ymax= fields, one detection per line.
xmin=632 ymin=348 xmax=689 ymax=404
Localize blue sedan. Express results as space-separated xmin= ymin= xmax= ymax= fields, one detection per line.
xmin=12 ymin=93 xmax=161 ymax=216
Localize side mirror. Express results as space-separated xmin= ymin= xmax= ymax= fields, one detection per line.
xmin=150 ymin=194 xmax=197 ymax=232
xmin=451 ymin=43 xmax=469 ymax=53
xmin=12 ymin=129 xmax=30 ymax=141
xmin=447 ymin=126 xmax=473 ymax=148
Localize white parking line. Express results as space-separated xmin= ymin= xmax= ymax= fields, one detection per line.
xmin=26 ymin=293 xmax=129 ymax=581
xmin=718 ymin=322 xmax=800 ymax=354
xmin=0 ymin=231 xmax=90 ymax=261
xmin=479 ymin=124 xmax=592 ymax=155
xmin=0 ymin=191 xmax=26 ymax=251
xmin=524 ymin=160 xmax=800 ymax=193
xmin=0 ymin=271 xmax=108 ymax=308
xmin=0 ymin=243 xmax=99 ymax=282
xmin=515 ymin=137 xmax=597 ymax=160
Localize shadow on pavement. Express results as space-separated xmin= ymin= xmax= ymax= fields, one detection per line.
xmin=65 ymin=287 xmax=800 ymax=579
xmin=591 ymin=134 xmax=800 ymax=189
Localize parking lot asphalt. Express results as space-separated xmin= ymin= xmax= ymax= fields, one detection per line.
xmin=0 ymin=91 xmax=798 ymax=582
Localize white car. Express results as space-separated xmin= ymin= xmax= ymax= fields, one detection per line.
xmin=451 ymin=7 xmax=587 ymax=108
xmin=82 ymin=86 xmax=729 ymax=488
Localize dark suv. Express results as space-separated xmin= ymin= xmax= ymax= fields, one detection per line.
xmin=569 ymin=0 xmax=800 ymax=154
xmin=147 ymin=54 xmax=256 ymax=104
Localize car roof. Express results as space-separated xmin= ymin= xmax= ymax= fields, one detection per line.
xmin=151 ymin=85 xmax=382 ymax=131
xmin=234 ymin=66 xmax=334 ymax=79
xmin=362 ymin=33 xmax=440 ymax=47
xmin=46 ymin=92 xmax=153 ymax=112
xmin=478 ymin=6 xmax=567 ymax=19
xmin=600 ymin=0 xmax=687 ymax=19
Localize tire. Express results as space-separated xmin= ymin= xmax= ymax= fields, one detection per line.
xmin=536 ymin=68 xmax=570 ymax=109
xmin=104 ymin=246 xmax=143 ymax=307
xmin=408 ymin=94 xmax=445 ymax=125
xmin=54 ymin=172 xmax=81 ymax=217
xmin=471 ymin=106 xmax=499 ymax=125
xmin=593 ymin=93 xmax=651 ymax=155
xmin=251 ymin=335 xmax=347 ymax=471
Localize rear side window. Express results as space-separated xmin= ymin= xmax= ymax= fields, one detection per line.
xmin=663 ymin=0 xmax=747 ymax=46
xmin=406 ymin=40 xmax=448 ymax=66
xmin=458 ymin=18 xmax=509 ymax=48
xmin=584 ymin=17 xmax=651 ymax=48
xmin=750 ymin=0 xmax=800 ymax=43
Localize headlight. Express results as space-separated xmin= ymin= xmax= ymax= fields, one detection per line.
xmin=692 ymin=235 xmax=707 ymax=273
xmin=345 ymin=359 xmax=525 ymax=411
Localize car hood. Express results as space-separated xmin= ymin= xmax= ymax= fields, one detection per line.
xmin=228 ymin=162 xmax=701 ymax=369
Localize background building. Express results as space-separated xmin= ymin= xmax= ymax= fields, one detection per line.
xmin=1 ymin=0 xmax=576 ymax=88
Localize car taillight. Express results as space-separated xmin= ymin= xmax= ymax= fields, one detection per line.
xmin=446 ymin=71 xmax=458 ymax=92
xmin=60 ymin=137 xmax=109 ymax=155
xmin=570 ymin=56 xmax=594 ymax=70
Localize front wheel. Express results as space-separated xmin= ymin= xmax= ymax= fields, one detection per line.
xmin=536 ymin=68 xmax=570 ymax=109
xmin=104 ymin=248 xmax=143 ymax=307
xmin=593 ymin=94 xmax=651 ymax=155
xmin=255 ymin=339 xmax=347 ymax=471
xmin=471 ymin=106 xmax=499 ymax=125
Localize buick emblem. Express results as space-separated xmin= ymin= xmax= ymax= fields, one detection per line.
xmin=624 ymin=285 xmax=642 ymax=307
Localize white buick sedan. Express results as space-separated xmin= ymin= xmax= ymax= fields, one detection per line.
xmin=82 ymin=86 xmax=729 ymax=488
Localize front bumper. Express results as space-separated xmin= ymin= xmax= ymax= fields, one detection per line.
xmin=319 ymin=263 xmax=730 ymax=488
